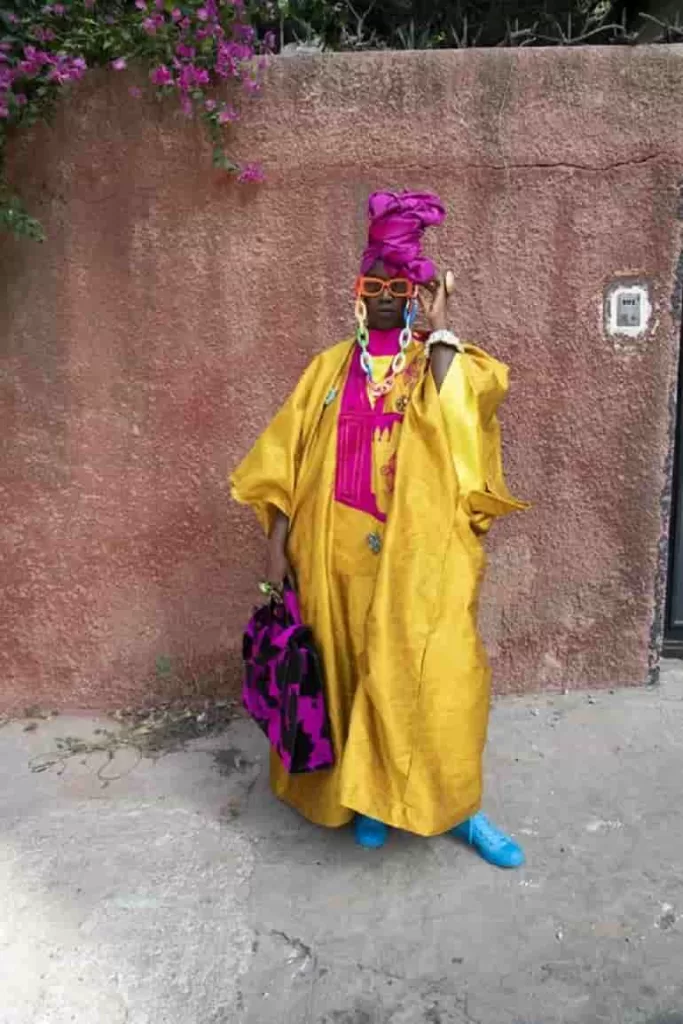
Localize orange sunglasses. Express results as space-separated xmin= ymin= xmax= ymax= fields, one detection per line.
xmin=355 ymin=276 xmax=417 ymax=300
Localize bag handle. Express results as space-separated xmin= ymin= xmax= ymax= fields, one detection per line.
xmin=282 ymin=579 xmax=302 ymax=625
xmin=255 ymin=577 xmax=302 ymax=632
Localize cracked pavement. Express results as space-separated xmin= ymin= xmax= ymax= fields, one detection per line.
xmin=2 ymin=665 xmax=683 ymax=1024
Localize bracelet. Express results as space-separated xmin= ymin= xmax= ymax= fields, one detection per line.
xmin=426 ymin=329 xmax=464 ymax=357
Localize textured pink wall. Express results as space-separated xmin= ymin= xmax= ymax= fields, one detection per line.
xmin=2 ymin=47 xmax=683 ymax=712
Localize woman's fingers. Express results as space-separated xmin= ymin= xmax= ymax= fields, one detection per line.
xmin=417 ymin=273 xmax=450 ymax=330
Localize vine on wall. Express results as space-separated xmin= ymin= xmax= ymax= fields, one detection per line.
xmin=0 ymin=0 xmax=276 ymax=240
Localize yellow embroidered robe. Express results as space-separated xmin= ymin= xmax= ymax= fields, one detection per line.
xmin=231 ymin=340 xmax=527 ymax=836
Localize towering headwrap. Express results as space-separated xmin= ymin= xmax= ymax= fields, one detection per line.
xmin=360 ymin=190 xmax=446 ymax=285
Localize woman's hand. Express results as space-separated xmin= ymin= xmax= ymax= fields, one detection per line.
xmin=418 ymin=273 xmax=449 ymax=332
xmin=419 ymin=270 xmax=458 ymax=393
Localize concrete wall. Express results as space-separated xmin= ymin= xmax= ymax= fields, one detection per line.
xmin=2 ymin=47 xmax=683 ymax=712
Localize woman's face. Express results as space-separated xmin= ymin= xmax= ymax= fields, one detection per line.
xmin=362 ymin=261 xmax=410 ymax=331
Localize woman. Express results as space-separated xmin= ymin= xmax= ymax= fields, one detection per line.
xmin=231 ymin=191 xmax=528 ymax=866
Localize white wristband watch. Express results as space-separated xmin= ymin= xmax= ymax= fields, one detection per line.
xmin=425 ymin=329 xmax=464 ymax=357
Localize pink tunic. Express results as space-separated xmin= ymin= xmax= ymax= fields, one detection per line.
xmin=334 ymin=329 xmax=419 ymax=523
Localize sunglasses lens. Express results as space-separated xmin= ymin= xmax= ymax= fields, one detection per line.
xmin=359 ymin=278 xmax=384 ymax=297
xmin=390 ymin=280 xmax=411 ymax=298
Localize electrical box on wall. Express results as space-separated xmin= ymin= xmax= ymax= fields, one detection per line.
xmin=605 ymin=281 xmax=652 ymax=340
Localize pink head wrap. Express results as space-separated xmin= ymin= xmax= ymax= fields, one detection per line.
xmin=360 ymin=190 xmax=446 ymax=285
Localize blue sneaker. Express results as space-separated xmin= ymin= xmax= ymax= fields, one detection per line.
xmin=354 ymin=814 xmax=389 ymax=849
xmin=450 ymin=812 xmax=525 ymax=869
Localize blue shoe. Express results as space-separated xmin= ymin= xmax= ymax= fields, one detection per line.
xmin=450 ymin=812 xmax=525 ymax=869
xmin=354 ymin=814 xmax=389 ymax=849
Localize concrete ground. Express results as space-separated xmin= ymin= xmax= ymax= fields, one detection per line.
xmin=2 ymin=668 xmax=683 ymax=1024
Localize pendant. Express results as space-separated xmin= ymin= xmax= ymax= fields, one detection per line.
xmin=324 ymin=387 xmax=338 ymax=408
xmin=367 ymin=375 xmax=395 ymax=401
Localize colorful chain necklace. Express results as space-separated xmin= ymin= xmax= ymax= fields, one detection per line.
xmin=354 ymin=298 xmax=418 ymax=401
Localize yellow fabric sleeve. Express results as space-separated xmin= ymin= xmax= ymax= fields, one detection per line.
xmin=230 ymin=361 xmax=317 ymax=536
xmin=438 ymin=345 xmax=529 ymax=535
xmin=230 ymin=342 xmax=352 ymax=537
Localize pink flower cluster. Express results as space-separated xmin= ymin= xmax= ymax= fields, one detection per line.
xmin=137 ymin=0 xmax=270 ymax=99
xmin=238 ymin=163 xmax=265 ymax=184
xmin=128 ymin=0 xmax=273 ymax=167
xmin=1 ymin=0 xmax=271 ymax=183
xmin=0 ymin=43 xmax=87 ymax=118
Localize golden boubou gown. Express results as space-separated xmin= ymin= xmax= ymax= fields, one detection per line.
xmin=231 ymin=339 xmax=527 ymax=836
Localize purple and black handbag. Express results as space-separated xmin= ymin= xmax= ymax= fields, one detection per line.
xmin=242 ymin=582 xmax=334 ymax=774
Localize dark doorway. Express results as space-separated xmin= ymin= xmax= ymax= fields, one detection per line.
xmin=665 ymin=324 xmax=683 ymax=656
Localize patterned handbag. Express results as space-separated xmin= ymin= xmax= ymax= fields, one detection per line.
xmin=242 ymin=582 xmax=334 ymax=774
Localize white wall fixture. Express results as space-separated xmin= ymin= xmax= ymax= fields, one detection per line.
xmin=605 ymin=282 xmax=652 ymax=339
